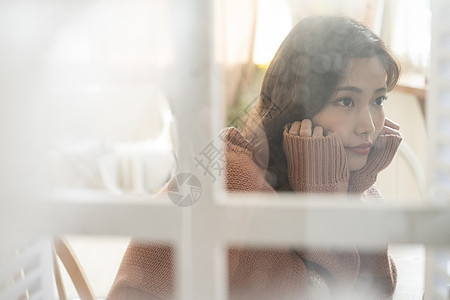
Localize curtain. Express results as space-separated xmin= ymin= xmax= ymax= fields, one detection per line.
xmin=380 ymin=0 xmax=430 ymax=74
xmin=214 ymin=0 xmax=259 ymax=109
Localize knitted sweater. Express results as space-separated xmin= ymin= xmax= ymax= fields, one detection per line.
xmin=107 ymin=124 xmax=402 ymax=300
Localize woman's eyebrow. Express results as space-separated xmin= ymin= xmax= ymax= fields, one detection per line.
xmin=335 ymin=86 xmax=387 ymax=94
xmin=374 ymin=87 xmax=387 ymax=94
xmin=335 ymin=86 xmax=362 ymax=93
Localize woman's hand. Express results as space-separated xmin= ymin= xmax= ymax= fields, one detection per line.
xmin=288 ymin=119 xmax=326 ymax=137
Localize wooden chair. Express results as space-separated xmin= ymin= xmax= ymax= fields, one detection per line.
xmin=53 ymin=236 xmax=96 ymax=300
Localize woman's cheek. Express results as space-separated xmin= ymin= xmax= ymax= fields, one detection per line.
xmin=373 ymin=111 xmax=386 ymax=137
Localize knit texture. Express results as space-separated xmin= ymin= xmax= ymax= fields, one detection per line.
xmin=349 ymin=125 xmax=402 ymax=194
xmin=228 ymin=247 xmax=308 ymax=299
xmin=283 ymin=125 xmax=349 ymax=193
xmin=224 ymin=128 xmax=275 ymax=193
xmin=107 ymin=126 xmax=401 ymax=300
xmin=107 ymin=242 xmax=175 ymax=300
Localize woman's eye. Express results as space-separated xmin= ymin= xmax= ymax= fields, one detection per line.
xmin=374 ymin=96 xmax=387 ymax=106
xmin=336 ymin=98 xmax=353 ymax=107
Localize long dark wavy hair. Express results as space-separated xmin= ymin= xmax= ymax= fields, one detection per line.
xmin=242 ymin=15 xmax=401 ymax=191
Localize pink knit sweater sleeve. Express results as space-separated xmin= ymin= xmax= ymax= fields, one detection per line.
xmin=349 ymin=123 xmax=402 ymax=194
xmin=224 ymin=128 xmax=276 ymax=193
xmin=106 ymin=242 xmax=175 ymax=300
xmin=282 ymin=122 xmax=402 ymax=195
xmin=282 ymin=125 xmax=350 ymax=193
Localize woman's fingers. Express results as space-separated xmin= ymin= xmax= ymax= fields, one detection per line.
xmin=289 ymin=120 xmax=326 ymax=137
xmin=384 ymin=118 xmax=400 ymax=130
xmin=299 ymin=119 xmax=312 ymax=137
xmin=289 ymin=121 xmax=302 ymax=136
xmin=312 ymin=126 xmax=323 ymax=137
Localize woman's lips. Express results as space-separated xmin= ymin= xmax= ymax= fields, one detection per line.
xmin=347 ymin=143 xmax=372 ymax=155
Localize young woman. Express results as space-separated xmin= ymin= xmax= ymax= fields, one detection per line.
xmin=107 ymin=15 xmax=402 ymax=299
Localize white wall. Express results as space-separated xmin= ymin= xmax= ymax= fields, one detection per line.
xmin=377 ymin=90 xmax=428 ymax=204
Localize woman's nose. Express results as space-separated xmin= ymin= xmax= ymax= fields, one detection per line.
xmin=355 ymin=108 xmax=376 ymax=136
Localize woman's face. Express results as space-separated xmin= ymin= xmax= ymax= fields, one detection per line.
xmin=312 ymin=56 xmax=387 ymax=171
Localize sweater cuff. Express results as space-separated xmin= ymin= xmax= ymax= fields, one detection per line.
xmin=296 ymin=248 xmax=360 ymax=286
xmin=349 ymin=133 xmax=402 ymax=194
xmin=283 ymin=126 xmax=349 ymax=193
xmin=356 ymin=249 xmax=397 ymax=298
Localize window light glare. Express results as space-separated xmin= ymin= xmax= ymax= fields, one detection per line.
xmin=252 ymin=0 xmax=292 ymax=66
